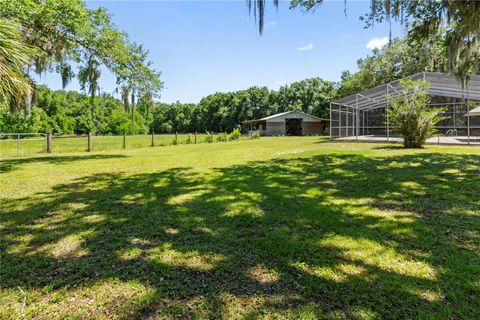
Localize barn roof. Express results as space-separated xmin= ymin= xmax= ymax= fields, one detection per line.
xmin=465 ymin=106 xmax=480 ymax=116
xmin=243 ymin=111 xmax=328 ymax=124
xmin=332 ymin=72 xmax=480 ymax=111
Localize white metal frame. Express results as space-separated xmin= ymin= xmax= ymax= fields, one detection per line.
xmin=330 ymin=72 xmax=480 ymax=145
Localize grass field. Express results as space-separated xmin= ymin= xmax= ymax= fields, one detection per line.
xmin=1 ymin=137 xmax=479 ymax=319
xmin=0 ymin=133 xmax=217 ymax=157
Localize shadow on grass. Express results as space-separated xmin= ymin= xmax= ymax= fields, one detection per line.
xmin=372 ymin=144 xmax=407 ymax=150
xmin=0 ymin=154 xmax=128 ymax=173
xmin=1 ymin=152 xmax=479 ymax=318
xmin=312 ymin=137 xmax=331 ymax=144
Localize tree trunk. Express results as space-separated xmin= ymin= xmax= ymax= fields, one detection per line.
xmin=90 ymin=90 xmax=95 ymax=126
xmin=131 ymin=91 xmax=135 ymax=134
xmin=122 ymin=89 xmax=130 ymax=114
xmin=23 ymin=86 xmax=33 ymax=116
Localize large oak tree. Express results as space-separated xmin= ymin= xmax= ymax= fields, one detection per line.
xmin=249 ymin=0 xmax=480 ymax=83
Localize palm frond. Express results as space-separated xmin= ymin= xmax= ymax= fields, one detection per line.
xmin=0 ymin=18 xmax=33 ymax=109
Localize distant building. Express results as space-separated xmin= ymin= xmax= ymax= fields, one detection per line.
xmin=243 ymin=111 xmax=329 ymax=136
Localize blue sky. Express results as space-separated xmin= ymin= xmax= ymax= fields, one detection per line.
xmin=35 ymin=0 xmax=404 ymax=103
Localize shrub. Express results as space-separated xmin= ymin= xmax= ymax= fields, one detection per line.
xmin=104 ymin=108 xmax=129 ymax=135
xmin=172 ymin=137 xmax=179 ymax=145
xmin=228 ymin=128 xmax=241 ymax=141
xmin=388 ymin=79 xmax=446 ymax=148
xmin=186 ymin=134 xmax=192 ymax=144
xmin=251 ymin=131 xmax=260 ymax=139
xmin=204 ymin=131 xmax=214 ymax=143
xmin=216 ymin=132 xmax=227 ymax=142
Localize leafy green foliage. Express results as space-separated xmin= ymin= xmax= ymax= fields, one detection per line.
xmin=204 ymin=131 xmax=214 ymax=143
xmin=388 ymin=80 xmax=446 ymax=148
xmin=216 ymin=132 xmax=227 ymax=142
xmin=0 ymin=86 xmax=147 ymax=134
xmin=186 ymin=133 xmax=193 ymax=144
xmin=0 ymin=106 xmax=40 ymax=133
xmin=0 ymin=0 xmax=162 ymax=113
xmin=338 ymin=34 xmax=450 ymax=97
xmin=260 ymin=0 xmax=480 ymax=83
xmin=78 ymin=57 xmax=101 ymax=123
xmin=102 ymin=109 xmax=130 ymax=135
xmin=359 ymin=0 xmax=480 ymax=86
xmin=275 ymin=78 xmax=335 ymax=118
xmin=157 ymin=79 xmax=335 ymax=134
xmin=228 ymin=128 xmax=241 ymax=141
xmin=1 ymin=75 xmax=336 ymax=135
xmin=0 ymin=18 xmax=34 ymax=109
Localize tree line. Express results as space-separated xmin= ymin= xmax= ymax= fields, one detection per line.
xmin=2 ymin=28 xmax=479 ymax=135
xmin=1 ymin=0 xmax=478 ymax=135
xmin=0 ymin=78 xmax=336 ymax=134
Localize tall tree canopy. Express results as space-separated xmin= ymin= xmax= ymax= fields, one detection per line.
xmin=338 ymin=30 xmax=480 ymax=97
xmin=250 ymin=0 xmax=480 ymax=83
xmin=0 ymin=0 xmax=163 ymax=113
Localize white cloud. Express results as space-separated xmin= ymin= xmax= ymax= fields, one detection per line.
xmin=267 ymin=21 xmax=277 ymax=27
xmin=366 ymin=37 xmax=389 ymax=50
xmin=297 ymin=43 xmax=314 ymax=51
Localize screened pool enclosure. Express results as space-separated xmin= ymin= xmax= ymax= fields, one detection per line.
xmin=330 ymin=72 xmax=480 ymax=144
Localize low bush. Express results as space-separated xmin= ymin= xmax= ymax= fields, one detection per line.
xmin=251 ymin=131 xmax=260 ymax=139
xmin=204 ymin=131 xmax=214 ymax=143
xmin=228 ymin=128 xmax=241 ymax=141
xmin=216 ymin=132 xmax=228 ymax=142
xmin=388 ymin=79 xmax=446 ymax=148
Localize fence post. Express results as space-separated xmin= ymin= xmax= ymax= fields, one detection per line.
xmin=87 ymin=132 xmax=92 ymax=152
xmin=123 ymin=132 xmax=126 ymax=149
xmin=16 ymin=133 xmax=20 ymax=156
xmin=151 ymin=131 xmax=155 ymax=147
xmin=194 ymin=131 xmax=197 ymax=144
xmin=47 ymin=133 xmax=53 ymax=153
xmin=175 ymin=131 xmax=178 ymax=144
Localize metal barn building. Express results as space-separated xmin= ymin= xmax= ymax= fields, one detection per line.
xmin=330 ymin=72 xmax=480 ymax=145
xmin=243 ymin=111 xmax=329 ymax=136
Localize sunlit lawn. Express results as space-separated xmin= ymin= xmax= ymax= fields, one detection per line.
xmin=1 ymin=137 xmax=479 ymax=319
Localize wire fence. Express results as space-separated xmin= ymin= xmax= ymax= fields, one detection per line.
xmin=0 ymin=133 xmax=47 ymax=157
xmin=0 ymin=132 xmax=223 ymax=157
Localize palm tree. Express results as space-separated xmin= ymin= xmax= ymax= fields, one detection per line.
xmin=0 ymin=18 xmax=33 ymax=111
xmin=78 ymin=57 xmax=101 ymax=125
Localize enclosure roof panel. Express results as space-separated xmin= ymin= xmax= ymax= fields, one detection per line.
xmin=332 ymin=72 xmax=480 ymax=111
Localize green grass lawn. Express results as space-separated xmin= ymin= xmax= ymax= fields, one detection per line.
xmin=1 ymin=137 xmax=479 ymax=319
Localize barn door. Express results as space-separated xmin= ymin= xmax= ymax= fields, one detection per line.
xmin=285 ymin=118 xmax=302 ymax=136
